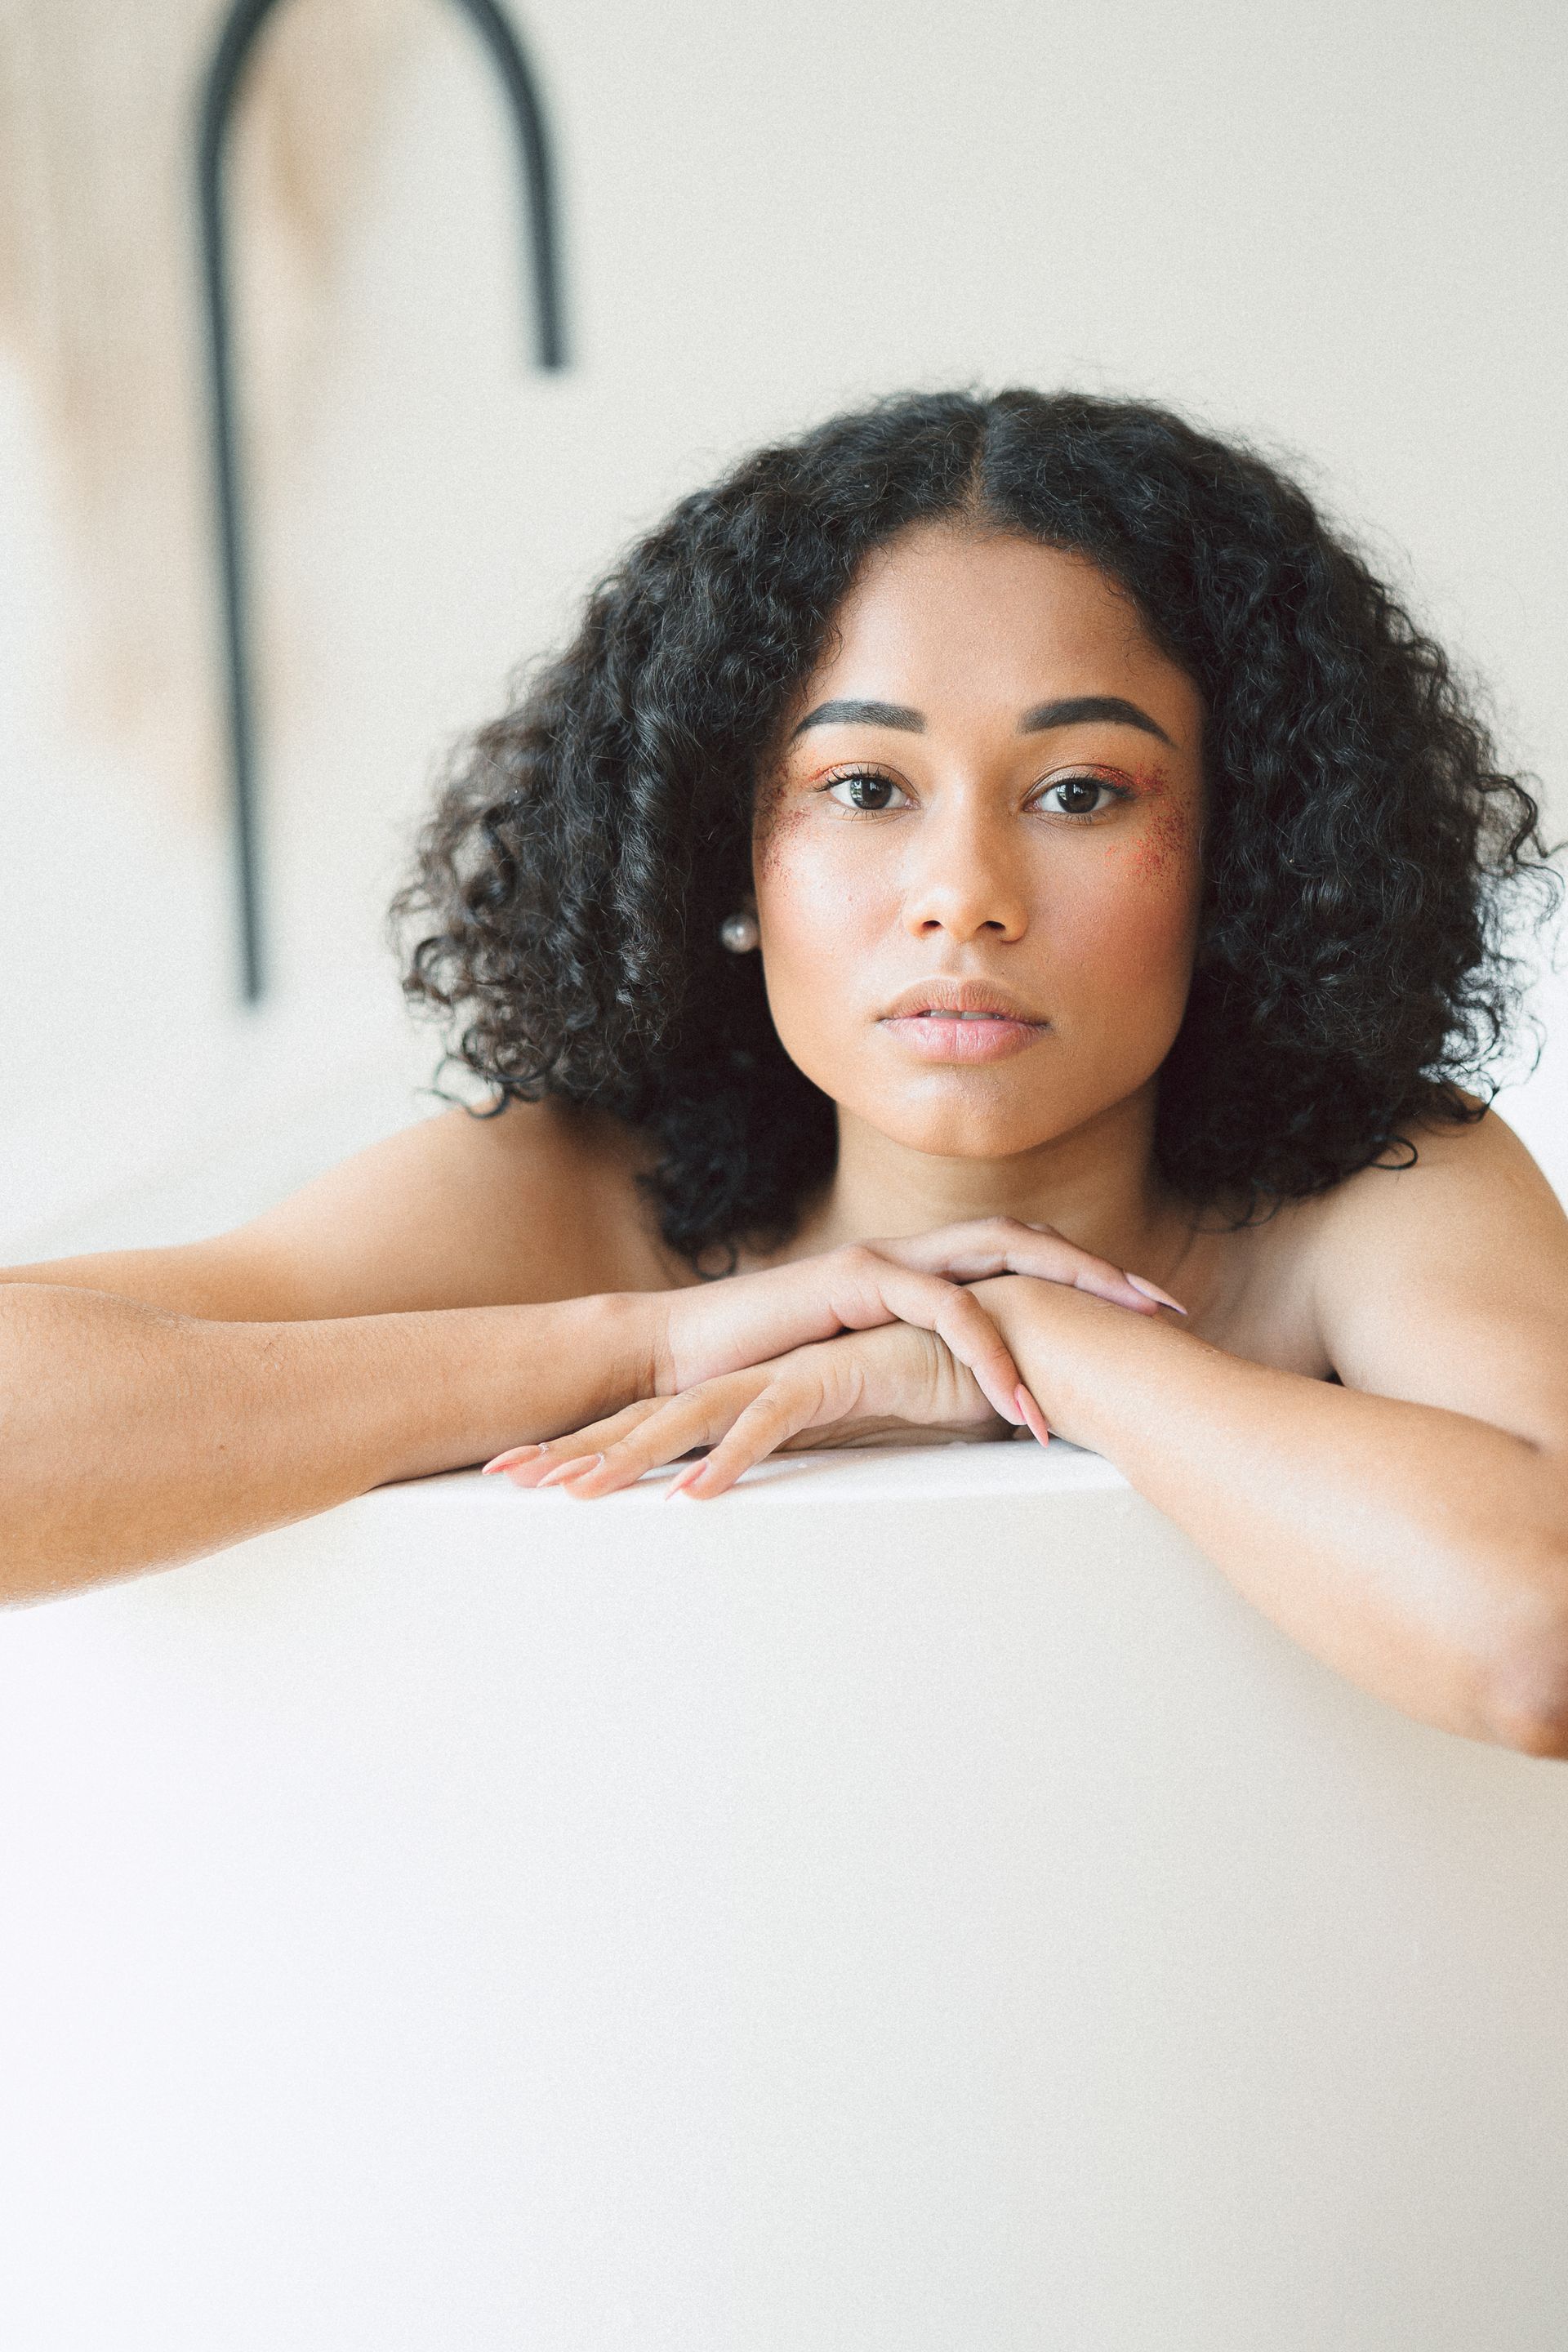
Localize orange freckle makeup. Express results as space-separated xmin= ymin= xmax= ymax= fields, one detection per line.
xmin=1108 ymin=767 xmax=1195 ymax=882
xmin=1130 ymin=800 xmax=1192 ymax=881
xmin=754 ymin=800 xmax=809 ymax=880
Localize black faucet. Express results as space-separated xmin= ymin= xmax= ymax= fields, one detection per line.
xmin=196 ymin=0 xmax=567 ymax=1001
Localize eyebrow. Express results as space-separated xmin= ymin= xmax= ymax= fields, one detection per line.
xmin=791 ymin=697 xmax=925 ymax=737
xmin=790 ymin=692 xmax=1176 ymax=747
xmin=1018 ymin=694 xmax=1175 ymax=747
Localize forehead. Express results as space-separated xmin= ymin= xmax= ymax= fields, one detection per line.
xmin=797 ymin=522 xmax=1200 ymax=734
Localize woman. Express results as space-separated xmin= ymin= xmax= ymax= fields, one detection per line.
xmin=6 ymin=389 xmax=1567 ymax=1753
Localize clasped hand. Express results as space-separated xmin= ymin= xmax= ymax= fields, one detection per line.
xmin=483 ymin=1218 xmax=1179 ymax=1500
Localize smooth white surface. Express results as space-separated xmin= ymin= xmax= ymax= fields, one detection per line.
xmin=2 ymin=1440 xmax=1566 ymax=2351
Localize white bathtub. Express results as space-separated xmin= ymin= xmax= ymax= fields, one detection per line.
xmin=2 ymin=1436 xmax=1565 ymax=2351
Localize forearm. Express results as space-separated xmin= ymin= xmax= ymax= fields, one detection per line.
xmin=0 ymin=1282 xmax=652 ymax=1602
xmin=974 ymin=1277 xmax=1568 ymax=1750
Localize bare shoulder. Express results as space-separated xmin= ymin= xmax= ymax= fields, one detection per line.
xmin=234 ymin=1090 xmax=693 ymax=1314
xmin=1309 ymin=1098 xmax=1567 ymax=1263
xmin=1298 ymin=1100 xmax=1568 ymax=1441
xmin=0 ymin=1093 xmax=692 ymax=1323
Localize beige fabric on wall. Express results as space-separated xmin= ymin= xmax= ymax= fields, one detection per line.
xmin=0 ymin=0 xmax=420 ymax=821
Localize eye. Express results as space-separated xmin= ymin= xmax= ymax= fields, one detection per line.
xmin=1033 ymin=773 xmax=1127 ymax=818
xmin=822 ymin=767 xmax=912 ymax=813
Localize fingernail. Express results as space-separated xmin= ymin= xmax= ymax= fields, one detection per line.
xmin=665 ymin=1462 xmax=707 ymax=1500
xmin=1125 ymin=1273 xmax=1187 ymax=1314
xmin=482 ymin=1444 xmax=543 ymax=1474
xmin=538 ymin=1453 xmax=602 ymax=1487
xmin=1015 ymin=1384 xmax=1051 ymax=1446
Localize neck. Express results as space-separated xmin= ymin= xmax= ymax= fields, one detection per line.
xmin=790 ymin=1082 xmax=1183 ymax=1274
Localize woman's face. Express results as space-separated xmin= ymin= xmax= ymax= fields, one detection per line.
xmin=751 ymin=523 xmax=1208 ymax=1164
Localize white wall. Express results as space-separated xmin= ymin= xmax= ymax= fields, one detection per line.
xmin=3 ymin=0 xmax=1566 ymax=1256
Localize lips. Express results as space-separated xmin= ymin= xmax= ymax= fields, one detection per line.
xmin=880 ymin=980 xmax=1045 ymax=1024
xmin=877 ymin=981 xmax=1048 ymax=1064
xmin=909 ymin=1009 xmax=1018 ymax=1020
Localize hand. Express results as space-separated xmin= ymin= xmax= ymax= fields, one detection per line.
xmin=642 ymin=1217 xmax=1182 ymax=1433
xmin=483 ymin=1318 xmax=1051 ymax=1500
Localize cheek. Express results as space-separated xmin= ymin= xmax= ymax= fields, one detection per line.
xmin=1128 ymin=794 xmax=1196 ymax=884
xmin=751 ymin=817 xmax=889 ymax=1047
xmin=1056 ymin=822 xmax=1201 ymax=985
xmin=753 ymin=804 xmax=892 ymax=943
xmin=1045 ymin=768 xmax=1204 ymax=987
xmin=752 ymin=800 xmax=809 ymax=889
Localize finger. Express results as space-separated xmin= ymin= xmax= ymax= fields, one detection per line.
xmin=1015 ymin=1383 xmax=1051 ymax=1446
xmin=904 ymin=1278 xmax=1027 ymax=1427
xmin=554 ymin=1374 xmax=777 ymax=1499
xmin=487 ymin=1398 xmax=670 ymax=1486
xmin=666 ymin=1363 xmax=835 ymax=1499
xmin=866 ymin=1218 xmax=1183 ymax=1315
xmin=802 ymin=1256 xmax=1022 ymax=1427
xmin=868 ymin=1217 xmax=1133 ymax=1299
xmin=819 ymin=1252 xmax=968 ymax=1338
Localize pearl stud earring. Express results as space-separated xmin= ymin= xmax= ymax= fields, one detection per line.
xmin=719 ymin=911 xmax=760 ymax=954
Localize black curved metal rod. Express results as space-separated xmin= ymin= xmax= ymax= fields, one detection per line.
xmin=197 ymin=0 xmax=567 ymax=1002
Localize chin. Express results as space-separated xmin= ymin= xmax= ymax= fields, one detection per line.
xmin=853 ymin=1058 xmax=1152 ymax=1160
xmin=876 ymin=1096 xmax=1071 ymax=1161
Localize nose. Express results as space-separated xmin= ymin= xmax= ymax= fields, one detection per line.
xmin=901 ymin=794 xmax=1029 ymax=944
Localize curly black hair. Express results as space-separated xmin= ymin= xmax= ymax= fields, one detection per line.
xmin=386 ymin=387 xmax=1559 ymax=1272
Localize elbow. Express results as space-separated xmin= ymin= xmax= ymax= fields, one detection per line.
xmin=1481 ymin=1586 xmax=1568 ymax=1760
xmin=1490 ymin=1689 xmax=1568 ymax=1761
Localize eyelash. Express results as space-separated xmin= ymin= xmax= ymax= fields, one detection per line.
xmin=817 ymin=765 xmax=1132 ymax=818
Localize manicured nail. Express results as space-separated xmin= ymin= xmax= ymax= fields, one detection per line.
xmin=1015 ymin=1384 xmax=1051 ymax=1446
xmin=482 ymin=1444 xmax=543 ymax=1474
xmin=538 ymin=1452 xmax=602 ymax=1487
xmin=1125 ymin=1273 xmax=1187 ymax=1314
xmin=665 ymin=1461 xmax=707 ymax=1500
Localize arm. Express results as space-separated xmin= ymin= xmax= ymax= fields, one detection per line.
xmin=494 ymin=1112 xmax=1568 ymax=1754
xmin=0 ymin=1238 xmax=1027 ymax=1606
xmin=0 ymin=1064 xmax=1153 ymax=1601
xmin=0 ymin=1229 xmax=1071 ymax=1607
xmin=0 ymin=1282 xmax=653 ymax=1604
xmin=972 ymin=1115 xmax=1568 ymax=1754
xmin=0 ymin=1098 xmax=665 ymax=1600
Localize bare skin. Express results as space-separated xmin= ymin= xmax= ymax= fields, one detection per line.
xmin=5 ymin=524 xmax=1568 ymax=1755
